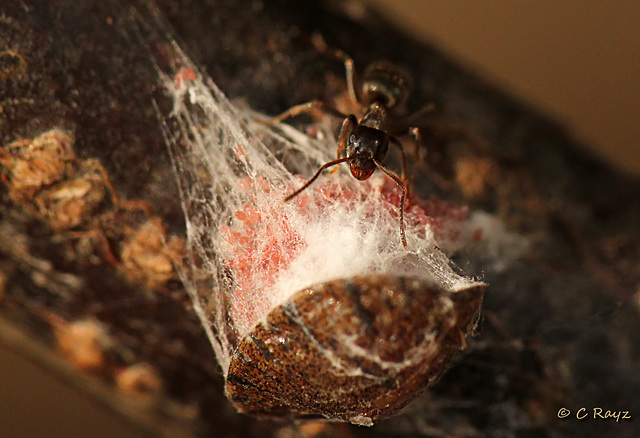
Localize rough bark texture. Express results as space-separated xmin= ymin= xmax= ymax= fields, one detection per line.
xmin=1 ymin=1 xmax=638 ymax=437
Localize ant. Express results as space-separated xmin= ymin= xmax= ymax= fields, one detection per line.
xmin=268 ymin=36 xmax=422 ymax=249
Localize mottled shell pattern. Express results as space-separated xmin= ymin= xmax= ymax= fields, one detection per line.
xmin=226 ymin=274 xmax=484 ymax=426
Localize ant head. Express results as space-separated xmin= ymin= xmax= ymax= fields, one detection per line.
xmin=346 ymin=125 xmax=389 ymax=180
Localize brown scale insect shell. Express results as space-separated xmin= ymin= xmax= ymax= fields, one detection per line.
xmin=225 ymin=274 xmax=485 ymax=425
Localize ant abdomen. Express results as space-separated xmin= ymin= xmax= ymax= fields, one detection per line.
xmin=361 ymin=61 xmax=412 ymax=109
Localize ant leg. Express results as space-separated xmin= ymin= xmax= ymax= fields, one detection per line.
xmin=330 ymin=115 xmax=357 ymax=175
xmin=408 ymin=127 xmax=421 ymax=188
xmin=284 ymin=155 xmax=355 ymax=202
xmin=311 ymin=34 xmax=359 ymax=105
xmin=373 ymin=158 xmax=408 ymax=250
xmin=262 ymin=101 xmax=346 ymax=126
xmin=389 ymin=135 xmax=409 ymax=187
xmin=339 ymin=52 xmax=358 ymax=106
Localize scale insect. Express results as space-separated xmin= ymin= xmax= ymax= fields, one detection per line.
xmin=269 ymin=37 xmax=423 ymax=249
xmin=226 ymin=275 xmax=484 ymax=425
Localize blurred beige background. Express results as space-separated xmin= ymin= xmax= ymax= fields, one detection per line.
xmin=367 ymin=0 xmax=640 ymax=176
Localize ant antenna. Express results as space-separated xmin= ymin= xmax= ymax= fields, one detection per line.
xmin=283 ymin=155 xmax=361 ymax=202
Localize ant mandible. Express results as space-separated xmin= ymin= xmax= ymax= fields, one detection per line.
xmin=270 ymin=36 xmax=422 ymax=250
